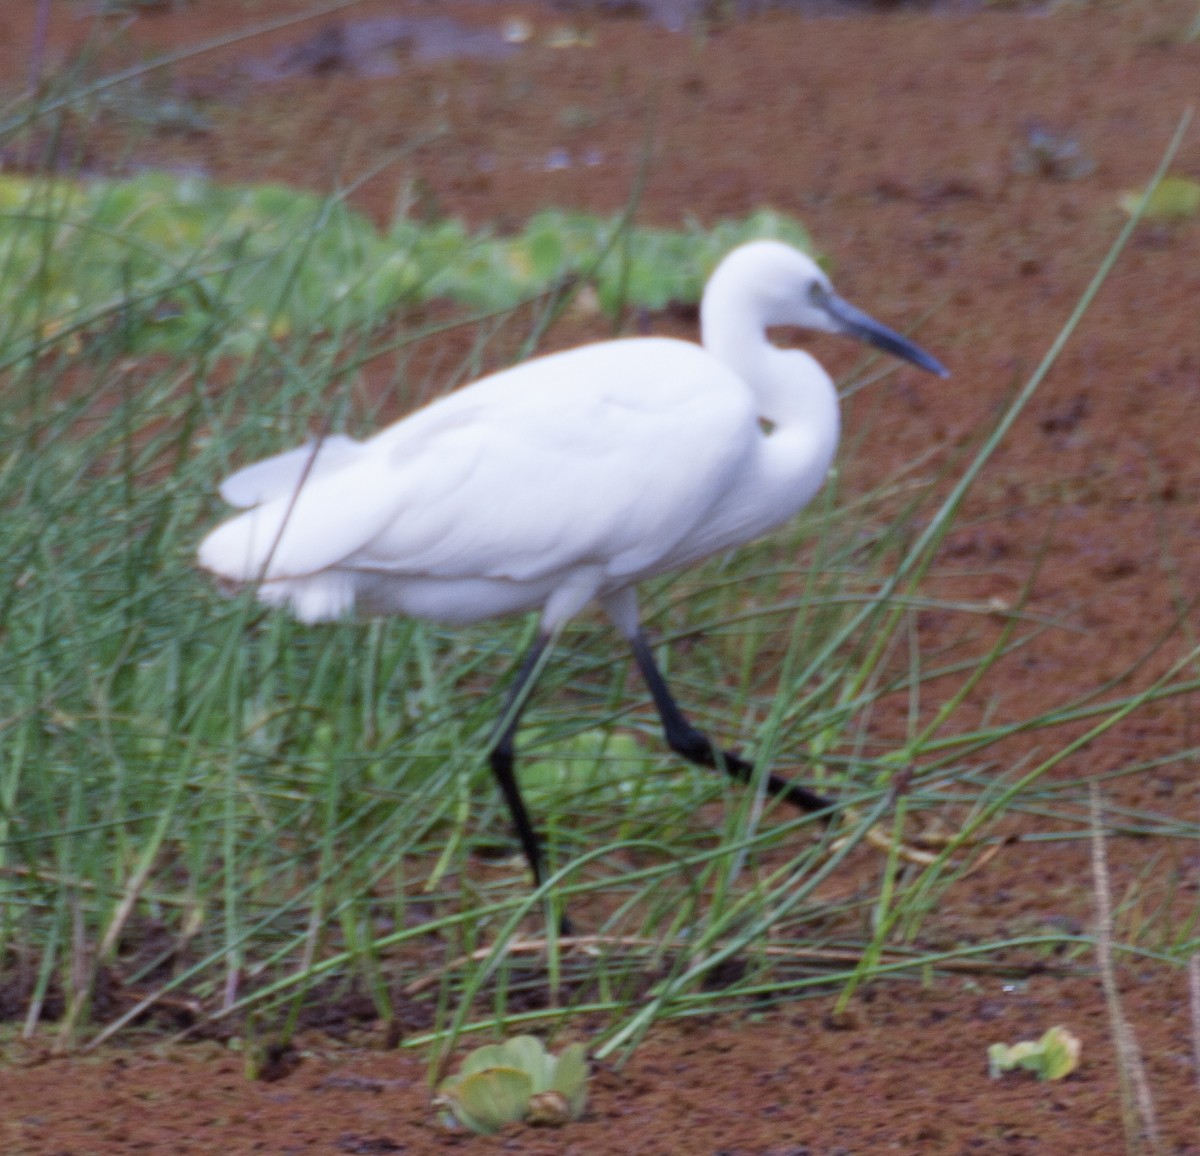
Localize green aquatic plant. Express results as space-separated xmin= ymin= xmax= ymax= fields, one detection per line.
xmin=987 ymin=1025 xmax=1081 ymax=1081
xmin=1119 ymin=174 xmax=1200 ymax=222
xmin=520 ymin=728 xmax=658 ymax=805
xmin=435 ymin=1035 xmax=588 ymax=1134
xmin=0 ymin=171 xmax=813 ymax=357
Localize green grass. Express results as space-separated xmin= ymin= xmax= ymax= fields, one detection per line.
xmin=1 ymin=79 xmax=1197 ymax=1069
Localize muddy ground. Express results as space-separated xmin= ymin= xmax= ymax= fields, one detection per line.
xmin=2 ymin=0 xmax=1200 ymax=1152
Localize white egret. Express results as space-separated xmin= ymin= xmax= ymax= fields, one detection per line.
xmin=198 ymin=240 xmax=947 ymax=898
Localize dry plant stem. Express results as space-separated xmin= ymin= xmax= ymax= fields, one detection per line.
xmin=1189 ymin=953 xmax=1200 ymax=1094
xmin=1090 ymin=785 xmax=1162 ymax=1156
xmin=830 ymin=815 xmax=1003 ymax=870
xmin=399 ymin=934 xmax=1082 ymax=998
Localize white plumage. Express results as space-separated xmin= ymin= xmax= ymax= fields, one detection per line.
xmin=198 ymin=240 xmax=946 ymax=902
xmin=199 ymin=242 xmax=942 ymax=633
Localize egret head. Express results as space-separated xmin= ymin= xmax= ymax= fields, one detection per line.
xmin=703 ymin=240 xmax=948 ymax=379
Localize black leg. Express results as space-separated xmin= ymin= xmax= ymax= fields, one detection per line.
xmin=630 ymin=631 xmax=833 ymax=815
xmin=488 ymin=634 xmax=552 ymax=888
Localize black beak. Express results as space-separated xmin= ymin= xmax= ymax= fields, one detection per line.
xmin=811 ymin=284 xmax=949 ymax=378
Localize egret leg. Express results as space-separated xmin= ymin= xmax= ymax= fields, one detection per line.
xmin=488 ymin=633 xmax=552 ymax=887
xmin=629 ymin=631 xmax=833 ymax=814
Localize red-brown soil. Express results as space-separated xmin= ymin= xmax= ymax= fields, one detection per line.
xmin=3 ymin=1 xmax=1200 ymax=1152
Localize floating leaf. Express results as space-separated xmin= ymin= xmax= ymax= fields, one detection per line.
xmin=437 ymin=1036 xmax=588 ymax=1134
xmin=438 ymin=1067 xmax=532 ymax=1134
xmin=1119 ymin=175 xmax=1200 ymax=221
xmin=988 ymin=1025 xmax=1081 ymax=1081
xmin=521 ymin=728 xmax=654 ymax=804
xmin=549 ymin=1041 xmax=589 ymax=1118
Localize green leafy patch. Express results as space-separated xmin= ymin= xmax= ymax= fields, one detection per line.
xmin=436 ymin=1035 xmax=588 ymax=1133
xmin=1119 ymin=174 xmax=1200 ymax=222
xmin=987 ymin=1025 xmax=1081 ymax=1081
xmin=0 ymin=171 xmax=813 ymax=357
xmin=520 ymin=728 xmax=663 ymax=808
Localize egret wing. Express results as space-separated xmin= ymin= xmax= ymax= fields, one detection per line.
xmin=356 ymin=340 xmax=757 ymax=582
xmin=197 ymin=440 xmax=473 ymax=582
xmin=199 ymin=338 xmax=757 ymax=587
xmin=218 ymin=434 xmax=362 ymax=507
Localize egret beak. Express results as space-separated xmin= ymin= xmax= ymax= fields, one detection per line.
xmin=810 ymin=284 xmax=949 ymax=378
